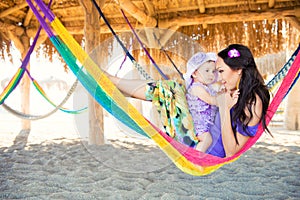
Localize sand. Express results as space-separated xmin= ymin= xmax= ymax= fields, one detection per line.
xmin=0 ymin=107 xmax=300 ymax=200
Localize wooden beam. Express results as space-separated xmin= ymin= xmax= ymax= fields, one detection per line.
xmin=268 ymin=0 xmax=275 ymax=8
xmin=143 ymin=0 xmax=155 ymax=16
xmin=4 ymin=15 xmax=21 ymax=23
xmin=152 ymin=0 xmax=293 ymax=14
xmin=158 ymin=7 xmax=300 ymax=28
xmin=26 ymin=8 xmax=300 ymax=36
xmin=7 ymin=30 xmax=24 ymax=53
xmin=49 ymin=0 xmax=293 ymax=20
xmin=0 ymin=2 xmax=28 ymax=18
xmin=197 ymin=0 xmax=206 ymax=13
xmin=61 ymin=16 xmax=85 ymax=22
xmin=118 ymin=0 xmax=157 ymax=27
xmin=198 ymin=0 xmax=208 ymax=31
xmin=0 ymin=21 xmax=24 ymax=36
xmin=23 ymin=9 xmax=33 ymax=27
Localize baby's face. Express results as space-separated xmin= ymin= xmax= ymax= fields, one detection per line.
xmin=193 ymin=61 xmax=217 ymax=85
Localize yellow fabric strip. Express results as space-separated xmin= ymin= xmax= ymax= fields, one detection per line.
xmin=50 ymin=17 xmax=231 ymax=176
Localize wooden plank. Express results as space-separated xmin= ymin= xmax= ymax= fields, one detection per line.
xmin=0 ymin=2 xmax=27 ymax=18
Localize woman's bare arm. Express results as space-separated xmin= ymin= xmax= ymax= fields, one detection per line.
xmin=217 ymin=90 xmax=258 ymax=157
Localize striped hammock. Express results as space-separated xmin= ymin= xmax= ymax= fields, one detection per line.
xmin=27 ymin=0 xmax=300 ymax=176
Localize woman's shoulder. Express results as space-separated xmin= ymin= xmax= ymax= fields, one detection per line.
xmin=245 ymin=94 xmax=263 ymax=126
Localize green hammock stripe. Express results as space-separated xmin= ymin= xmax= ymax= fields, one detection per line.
xmin=50 ymin=36 xmax=149 ymax=137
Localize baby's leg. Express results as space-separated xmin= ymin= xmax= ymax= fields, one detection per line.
xmin=195 ymin=132 xmax=212 ymax=152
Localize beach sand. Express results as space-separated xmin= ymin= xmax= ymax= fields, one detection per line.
xmin=0 ymin=107 xmax=299 ymax=200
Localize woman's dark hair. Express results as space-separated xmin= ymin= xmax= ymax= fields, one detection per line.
xmin=218 ymin=44 xmax=270 ymax=144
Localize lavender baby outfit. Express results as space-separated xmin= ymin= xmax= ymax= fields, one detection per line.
xmin=186 ymin=82 xmax=218 ymax=137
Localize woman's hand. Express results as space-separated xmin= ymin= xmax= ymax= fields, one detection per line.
xmin=216 ymin=89 xmax=240 ymax=110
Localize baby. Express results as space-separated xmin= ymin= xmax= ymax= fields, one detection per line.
xmin=184 ymin=52 xmax=219 ymax=152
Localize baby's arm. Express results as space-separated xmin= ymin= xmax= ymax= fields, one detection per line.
xmin=190 ymin=86 xmax=217 ymax=105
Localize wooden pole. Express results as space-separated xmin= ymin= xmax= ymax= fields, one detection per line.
xmin=80 ymin=0 xmax=105 ymax=145
xmin=284 ymin=78 xmax=300 ymax=130
xmin=20 ymin=35 xmax=31 ymax=130
xmin=7 ymin=29 xmax=31 ymax=131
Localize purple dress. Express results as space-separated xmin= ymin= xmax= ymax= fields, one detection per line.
xmin=186 ymin=82 xmax=218 ymax=137
xmin=206 ymin=110 xmax=259 ymax=158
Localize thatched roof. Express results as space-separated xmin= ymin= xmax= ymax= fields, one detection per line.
xmin=0 ymin=0 xmax=300 ymax=74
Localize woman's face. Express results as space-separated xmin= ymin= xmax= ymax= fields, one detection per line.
xmin=216 ymin=57 xmax=241 ymax=91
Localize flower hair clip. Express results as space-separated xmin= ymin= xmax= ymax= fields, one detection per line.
xmin=228 ymin=48 xmax=240 ymax=58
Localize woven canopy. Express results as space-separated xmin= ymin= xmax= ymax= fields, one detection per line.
xmin=0 ymin=0 xmax=299 ymax=74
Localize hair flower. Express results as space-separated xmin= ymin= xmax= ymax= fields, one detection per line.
xmin=228 ymin=48 xmax=240 ymax=58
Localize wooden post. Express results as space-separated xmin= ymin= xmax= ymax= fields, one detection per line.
xmin=80 ymin=0 xmax=105 ymax=145
xmin=284 ymin=79 xmax=300 ymax=130
xmin=20 ymin=35 xmax=31 ymax=130
xmin=7 ymin=29 xmax=30 ymax=131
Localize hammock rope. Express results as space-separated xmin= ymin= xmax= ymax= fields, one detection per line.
xmin=0 ymin=23 xmax=40 ymax=104
xmin=28 ymin=0 xmax=300 ymax=176
xmin=119 ymin=9 xmax=169 ymax=80
xmin=0 ymin=0 xmax=86 ymax=116
xmin=3 ymin=78 xmax=82 ymax=120
xmin=266 ymin=46 xmax=300 ymax=90
xmin=152 ymin=32 xmax=184 ymax=80
xmin=90 ymin=0 xmax=153 ymax=81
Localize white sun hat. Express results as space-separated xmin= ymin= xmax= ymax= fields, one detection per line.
xmin=183 ymin=52 xmax=217 ymax=89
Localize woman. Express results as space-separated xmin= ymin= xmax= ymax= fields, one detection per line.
xmin=207 ymin=44 xmax=270 ymax=157
xmin=105 ymin=44 xmax=270 ymax=158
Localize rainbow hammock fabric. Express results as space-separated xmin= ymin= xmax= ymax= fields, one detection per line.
xmin=0 ymin=0 xmax=86 ymax=115
xmin=28 ymin=0 xmax=300 ymax=176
